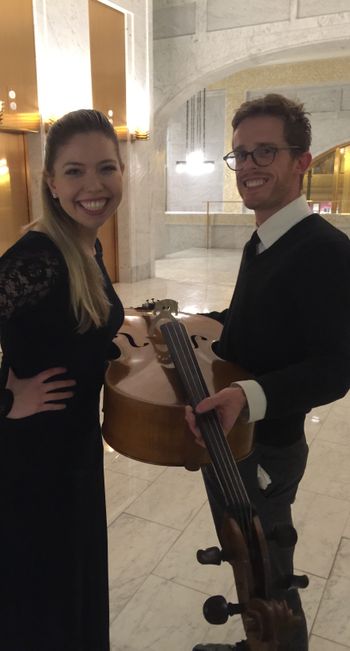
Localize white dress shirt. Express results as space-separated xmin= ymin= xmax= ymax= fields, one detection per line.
xmin=234 ymin=195 xmax=312 ymax=422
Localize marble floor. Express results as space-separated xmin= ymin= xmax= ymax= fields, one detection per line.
xmin=106 ymin=248 xmax=350 ymax=651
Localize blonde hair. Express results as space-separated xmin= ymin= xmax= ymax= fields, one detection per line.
xmin=38 ymin=109 xmax=123 ymax=334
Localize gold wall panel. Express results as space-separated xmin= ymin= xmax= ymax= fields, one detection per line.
xmin=89 ymin=0 xmax=127 ymax=134
xmin=0 ymin=0 xmax=39 ymax=132
xmin=0 ymin=133 xmax=30 ymax=255
xmin=306 ymin=174 xmax=333 ymax=201
xmin=98 ymin=213 xmax=118 ymax=283
xmin=304 ymin=144 xmax=350 ymax=214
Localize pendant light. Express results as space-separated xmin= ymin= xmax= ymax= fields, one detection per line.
xmin=176 ymin=89 xmax=215 ymax=175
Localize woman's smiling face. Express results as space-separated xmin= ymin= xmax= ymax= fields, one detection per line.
xmin=47 ymin=131 xmax=123 ymax=234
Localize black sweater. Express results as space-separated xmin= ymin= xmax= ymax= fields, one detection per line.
xmin=216 ymin=214 xmax=350 ymax=446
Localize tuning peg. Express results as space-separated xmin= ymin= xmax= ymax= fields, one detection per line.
xmin=266 ymin=523 xmax=298 ymax=548
xmin=203 ymin=595 xmax=243 ymax=625
xmin=197 ymin=546 xmax=224 ymax=565
xmin=277 ymin=573 xmax=309 ymax=590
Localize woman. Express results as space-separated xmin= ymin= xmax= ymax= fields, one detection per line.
xmin=0 ymin=109 xmax=124 ymax=650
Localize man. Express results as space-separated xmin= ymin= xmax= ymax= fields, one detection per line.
xmin=186 ymin=93 xmax=350 ymax=651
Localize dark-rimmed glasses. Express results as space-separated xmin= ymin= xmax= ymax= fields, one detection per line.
xmin=223 ymin=145 xmax=302 ymax=171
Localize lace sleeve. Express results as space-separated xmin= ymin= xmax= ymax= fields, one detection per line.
xmin=0 ymin=248 xmax=63 ymax=324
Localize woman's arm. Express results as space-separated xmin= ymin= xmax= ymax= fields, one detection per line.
xmin=0 ymin=238 xmax=76 ymax=418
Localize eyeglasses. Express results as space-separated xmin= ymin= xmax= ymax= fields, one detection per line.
xmin=223 ymin=145 xmax=302 ymax=171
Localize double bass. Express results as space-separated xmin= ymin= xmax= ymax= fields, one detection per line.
xmin=103 ymin=300 xmax=308 ymax=650
xmin=103 ymin=299 xmax=253 ymax=470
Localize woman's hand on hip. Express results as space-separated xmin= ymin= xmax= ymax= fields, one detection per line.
xmin=6 ymin=367 xmax=76 ymax=419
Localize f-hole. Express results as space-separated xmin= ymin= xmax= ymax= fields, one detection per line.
xmin=117 ymin=332 xmax=150 ymax=348
xmin=191 ymin=334 xmax=208 ymax=349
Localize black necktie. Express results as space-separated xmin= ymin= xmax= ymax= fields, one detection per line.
xmin=245 ymin=229 xmax=260 ymax=262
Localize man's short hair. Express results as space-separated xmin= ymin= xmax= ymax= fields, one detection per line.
xmin=232 ymin=93 xmax=312 ymax=153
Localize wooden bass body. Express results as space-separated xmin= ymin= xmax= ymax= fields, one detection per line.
xmin=102 ymin=309 xmax=253 ymax=470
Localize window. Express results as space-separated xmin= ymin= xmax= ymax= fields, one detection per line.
xmin=304 ymin=144 xmax=350 ymax=215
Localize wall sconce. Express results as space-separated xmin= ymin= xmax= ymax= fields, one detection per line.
xmin=114 ymin=125 xmax=127 ymax=140
xmin=115 ymin=125 xmax=150 ymax=141
xmin=130 ymin=129 xmax=150 ymax=141
xmin=127 ymin=82 xmax=150 ymax=142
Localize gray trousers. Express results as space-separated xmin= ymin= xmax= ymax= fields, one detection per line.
xmin=201 ymin=435 xmax=309 ymax=651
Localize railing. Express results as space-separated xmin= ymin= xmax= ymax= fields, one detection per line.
xmin=204 ymin=200 xmax=252 ymax=248
xmin=204 ymin=199 xmax=350 ymax=248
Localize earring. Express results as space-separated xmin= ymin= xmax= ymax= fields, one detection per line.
xmin=52 ymin=192 xmax=58 ymax=199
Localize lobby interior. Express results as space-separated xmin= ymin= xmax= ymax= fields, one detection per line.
xmin=1 ymin=1 xmax=350 ymax=649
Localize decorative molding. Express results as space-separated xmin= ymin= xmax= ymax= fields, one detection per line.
xmin=297 ymin=0 xmax=350 ymax=19
xmin=153 ymin=3 xmax=196 ymax=39
xmin=207 ymin=0 xmax=290 ymax=32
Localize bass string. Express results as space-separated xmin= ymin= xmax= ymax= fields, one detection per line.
xmin=162 ymin=320 xmax=245 ymax=503
xmin=170 ymin=322 xmax=253 ymax=535
xmin=162 ymin=321 xmax=252 ymax=537
xmin=161 ymin=320 xmax=253 ymax=537
xmin=165 ymin=321 xmax=248 ymax=506
xmin=197 ymin=410 xmax=253 ymax=538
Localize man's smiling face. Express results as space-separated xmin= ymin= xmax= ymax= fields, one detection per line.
xmin=233 ymin=115 xmax=310 ymax=225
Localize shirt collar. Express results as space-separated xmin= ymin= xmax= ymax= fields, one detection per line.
xmin=257 ymin=195 xmax=312 ymax=250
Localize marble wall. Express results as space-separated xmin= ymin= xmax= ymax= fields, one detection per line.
xmin=298 ymin=0 xmax=350 ymax=18
xmin=153 ymin=1 xmax=350 ymax=121
xmin=164 ymin=211 xmax=350 ymax=255
xmin=206 ymin=0 xmax=290 ymax=31
xmin=154 ymin=2 xmax=196 ymax=39
xmin=32 ymin=0 xmax=92 ymax=120
xmin=164 ymin=211 xmax=255 ymax=254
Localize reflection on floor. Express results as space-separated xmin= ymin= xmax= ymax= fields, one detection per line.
xmin=106 ymin=248 xmax=350 ymax=651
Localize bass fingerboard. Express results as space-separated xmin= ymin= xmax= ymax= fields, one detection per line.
xmin=160 ymin=320 xmax=252 ymax=534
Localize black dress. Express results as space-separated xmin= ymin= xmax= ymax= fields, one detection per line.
xmin=0 ymin=231 xmax=124 ymax=651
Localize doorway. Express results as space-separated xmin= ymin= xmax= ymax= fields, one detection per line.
xmin=0 ymin=132 xmax=31 ymax=255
